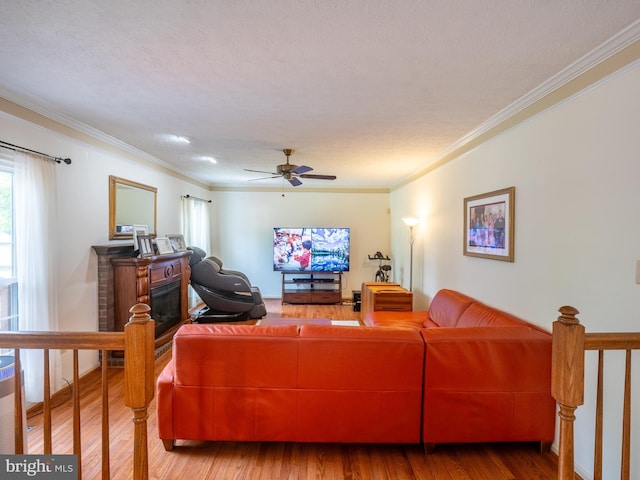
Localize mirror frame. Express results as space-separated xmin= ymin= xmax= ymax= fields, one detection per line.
xmin=109 ymin=176 xmax=157 ymax=240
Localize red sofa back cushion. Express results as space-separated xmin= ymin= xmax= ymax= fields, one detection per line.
xmin=456 ymin=303 xmax=530 ymax=328
xmin=426 ymin=289 xmax=475 ymax=327
xmin=296 ymin=324 xmax=425 ymax=443
xmin=298 ymin=324 xmax=424 ymax=390
xmin=172 ymin=324 xmax=299 ymax=387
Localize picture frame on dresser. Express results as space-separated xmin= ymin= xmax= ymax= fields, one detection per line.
xmin=167 ymin=234 xmax=187 ymax=252
xmin=156 ymin=237 xmax=173 ymax=255
xmin=463 ymin=186 xmax=515 ymax=262
xmin=137 ymin=234 xmax=155 ymax=257
xmin=132 ymin=224 xmax=148 ymax=253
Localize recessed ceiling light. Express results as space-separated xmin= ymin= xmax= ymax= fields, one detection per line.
xmin=198 ymin=156 xmax=217 ymax=164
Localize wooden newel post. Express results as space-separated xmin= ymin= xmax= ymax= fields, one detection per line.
xmin=551 ymin=305 xmax=585 ymax=480
xmin=124 ymin=303 xmax=155 ymax=480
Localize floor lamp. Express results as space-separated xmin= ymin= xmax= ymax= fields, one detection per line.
xmin=402 ymin=217 xmax=419 ymax=291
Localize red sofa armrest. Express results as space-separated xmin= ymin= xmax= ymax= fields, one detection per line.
xmin=421 ymin=326 xmax=555 ymax=445
xmin=422 ymin=326 xmax=552 ymax=390
xmin=156 ymin=362 xmax=175 ymax=445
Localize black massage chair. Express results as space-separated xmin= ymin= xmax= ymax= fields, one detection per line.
xmin=188 ymin=247 xmax=267 ymax=322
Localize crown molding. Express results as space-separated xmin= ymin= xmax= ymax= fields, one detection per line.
xmin=209 ymin=185 xmax=389 ymax=194
xmin=2 ymin=18 xmax=639 ymax=195
xmin=0 ymin=88 xmax=168 ymax=166
xmin=393 ymin=19 xmax=640 ymax=190
xmin=489 ymin=18 xmax=640 ymax=127
xmin=0 ymin=95 xmax=211 ymax=190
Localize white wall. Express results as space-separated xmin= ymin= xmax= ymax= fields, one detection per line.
xmin=0 ymin=110 xmax=211 ymax=377
xmin=390 ymin=61 xmax=640 ymax=479
xmin=209 ymin=189 xmax=390 ymax=299
xmin=0 ymin=107 xmax=390 ymax=378
xmin=4 ymin=56 xmax=639 ymax=479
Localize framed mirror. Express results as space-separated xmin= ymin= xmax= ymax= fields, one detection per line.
xmin=109 ymin=176 xmax=157 ymax=240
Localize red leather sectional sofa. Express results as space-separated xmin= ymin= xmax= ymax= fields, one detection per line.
xmin=364 ymin=289 xmax=555 ymax=451
xmin=156 ymin=289 xmax=555 ymax=452
xmin=157 ymin=323 xmax=425 ymax=450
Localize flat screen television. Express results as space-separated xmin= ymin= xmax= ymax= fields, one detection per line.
xmin=273 ymin=227 xmax=350 ymax=272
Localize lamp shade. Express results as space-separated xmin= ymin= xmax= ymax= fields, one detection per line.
xmin=402 ymin=217 xmax=419 ymax=227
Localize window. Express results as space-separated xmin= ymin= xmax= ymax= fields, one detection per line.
xmin=0 ymin=165 xmax=18 ymax=345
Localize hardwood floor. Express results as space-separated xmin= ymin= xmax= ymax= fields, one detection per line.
xmin=26 ymin=299 xmax=571 ymax=479
xmin=261 ymin=298 xmax=364 ymax=322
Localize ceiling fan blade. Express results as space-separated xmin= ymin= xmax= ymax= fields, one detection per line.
xmin=287 ymin=177 xmax=303 ymax=187
xmin=299 ymin=174 xmax=337 ymax=180
xmin=248 ymin=175 xmax=281 ymax=182
xmin=244 ymin=168 xmax=279 ymax=175
xmin=292 ymin=165 xmax=313 ymax=175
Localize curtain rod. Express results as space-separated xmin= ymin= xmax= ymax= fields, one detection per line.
xmin=0 ymin=140 xmax=72 ymax=164
xmin=182 ymin=194 xmax=211 ymax=203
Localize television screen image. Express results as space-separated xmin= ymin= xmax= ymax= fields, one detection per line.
xmin=273 ymin=228 xmax=312 ymax=271
xmin=273 ymin=227 xmax=350 ymax=272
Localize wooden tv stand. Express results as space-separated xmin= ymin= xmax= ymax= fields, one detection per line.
xmin=281 ymin=272 xmax=342 ymax=305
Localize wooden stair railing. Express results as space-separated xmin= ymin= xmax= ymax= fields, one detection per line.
xmin=552 ymin=305 xmax=640 ymax=480
xmin=0 ymin=303 xmax=155 ymax=480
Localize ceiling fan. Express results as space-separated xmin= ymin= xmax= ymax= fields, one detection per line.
xmin=244 ymin=149 xmax=337 ymax=187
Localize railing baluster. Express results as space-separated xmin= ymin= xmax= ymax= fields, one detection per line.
xmin=594 ymin=350 xmax=603 ymax=480
xmin=621 ymin=350 xmax=631 ymax=480
xmin=14 ymin=348 xmax=24 ymax=454
xmin=552 ymin=306 xmax=584 ymax=480
xmin=124 ymin=303 xmax=154 ymax=480
xmin=552 ymin=306 xmax=640 ymax=480
xmin=0 ymin=303 xmax=155 ymax=479
xmin=73 ymin=350 xmax=81 ymax=478
xmin=102 ymin=349 xmax=110 ymax=480
xmin=44 ymin=348 xmax=52 ymax=454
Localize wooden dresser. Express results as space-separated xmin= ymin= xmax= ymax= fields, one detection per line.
xmin=93 ymin=245 xmax=192 ymax=363
xmin=360 ymin=282 xmax=413 ymax=322
xmin=111 ymin=251 xmax=192 ymax=349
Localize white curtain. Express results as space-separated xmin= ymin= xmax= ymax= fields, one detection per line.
xmin=182 ymin=196 xmax=211 ymax=253
xmin=15 ymin=151 xmax=61 ymax=403
xmin=182 ymin=196 xmax=211 ymax=307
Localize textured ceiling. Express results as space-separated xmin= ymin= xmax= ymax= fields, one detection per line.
xmin=1 ymin=1 xmax=639 ymax=189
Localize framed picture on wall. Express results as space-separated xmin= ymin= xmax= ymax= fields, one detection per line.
xmin=463 ymin=186 xmax=515 ymax=262
xmin=137 ymin=235 xmax=155 ymax=257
